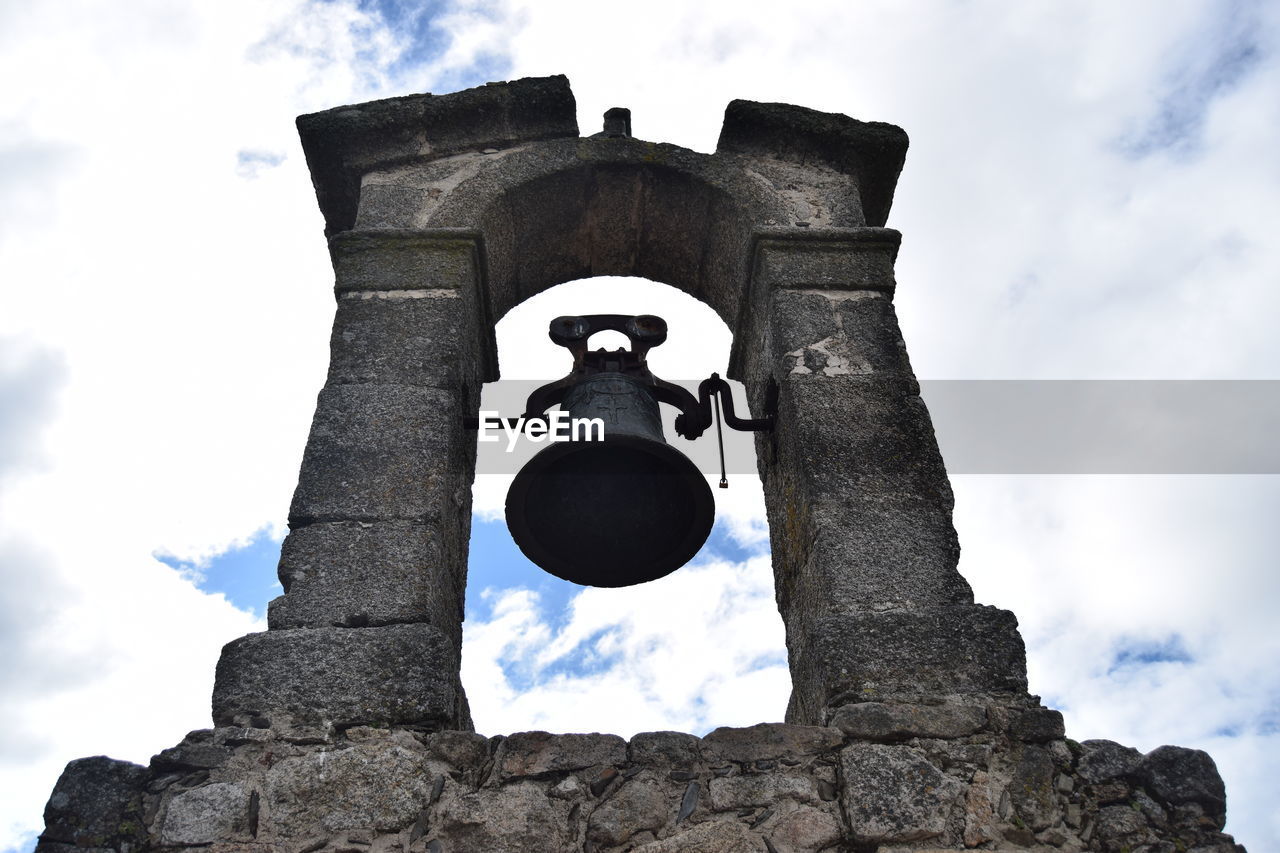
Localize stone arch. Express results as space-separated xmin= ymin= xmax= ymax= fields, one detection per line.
xmin=307 ymin=75 xmax=899 ymax=328
xmin=212 ymin=75 xmax=1032 ymax=737
xmin=430 ymin=153 xmax=783 ymax=326
xmin=473 ymin=159 xmax=755 ymax=325
xmin=352 ymin=140 xmax=818 ymax=328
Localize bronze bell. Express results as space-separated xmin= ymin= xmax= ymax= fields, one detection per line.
xmin=504 ymin=315 xmax=715 ymax=587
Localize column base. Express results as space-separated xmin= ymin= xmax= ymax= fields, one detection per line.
xmin=212 ymin=624 xmax=470 ymax=733
xmin=786 ymin=604 xmax=1031 ymax=725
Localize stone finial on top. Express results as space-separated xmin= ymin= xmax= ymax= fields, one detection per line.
xmin=602 ymin=107 xmax=632 ymax=137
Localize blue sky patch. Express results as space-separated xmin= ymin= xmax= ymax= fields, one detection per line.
xmin=1106 ymin=634 xmax=1195 ymax=675
xmin=696 ymin=521 xmax=769 ymax=565
xmin=1120 ymin=2 xmax=1262 ymax=158
xmin=355 ymin=0 xmax=450 ymax=71
xmin=430 ymin=52 xmax=512 ymax=94
xmin=156 ymin=528 xmax=282 ymax=618
xmin=235 ymin=149 xmax=286 ymax=178
xmin=336 ymin=0 xmax=512 ymax=89
xmin=466 ymin=517 xmax=580 ymax=625
xmin=2 ymin=830 xmax=36 ymax=853
xmin=1250 ymin=704 xmax=1280 ymax=736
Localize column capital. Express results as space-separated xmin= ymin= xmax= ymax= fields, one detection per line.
xmin=328 ymin=228 xmax=497 ymax=384
xmin=328 ymin=228 xmax=487 ymax=292
xmin=749 ymin=226 xmax=902 ymax=293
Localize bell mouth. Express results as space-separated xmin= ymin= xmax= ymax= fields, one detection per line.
xmin=505 ymin=435 xmax=716 ymax=587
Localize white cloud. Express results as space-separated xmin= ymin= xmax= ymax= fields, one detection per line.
xmin=3 ymin=0 xmax=1279 ymax=850
xmin=0 ymin=1 xmax=468 ymax=849
xmin=462 ymin=552 xmax=788 ymax=737
xmin=953 ymin=475 xmax=1280 ymax=848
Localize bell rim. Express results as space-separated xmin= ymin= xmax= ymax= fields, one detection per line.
xmin=504 ymin=434 xmax=716 ymax=588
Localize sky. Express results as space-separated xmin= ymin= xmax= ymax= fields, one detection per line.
xmin=1 ymin=0 xmax=1277 ymax=850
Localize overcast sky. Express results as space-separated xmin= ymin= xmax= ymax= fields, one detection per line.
xmin=1 ymin=1 xmax=1277 ymax=850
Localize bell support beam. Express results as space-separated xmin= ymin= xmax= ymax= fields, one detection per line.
xmin=730 ymin=227 xmax=1032 ymax=725
xmin=211 ymin=230 xmax=494 ymax=735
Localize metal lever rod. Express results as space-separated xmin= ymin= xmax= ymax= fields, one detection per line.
xmin=675 ymin=373 xmax=773 ymax=438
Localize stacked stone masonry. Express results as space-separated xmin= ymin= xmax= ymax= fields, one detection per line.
xmin=36 ymin=75 xmax=1246 ymax=853
xmin=39 ymin=708 xmax=1242 ymax=852
xmin=213 ymin=73 xmax=1027 ymax=735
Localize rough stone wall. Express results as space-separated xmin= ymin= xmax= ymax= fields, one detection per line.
xmin=39 ymin=708 xmax=1242 ymax=852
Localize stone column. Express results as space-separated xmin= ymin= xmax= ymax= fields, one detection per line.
xmin=211 ymin=229 xmax=493 ymax=734
xmin=732 ymin=228 xmax=1031 ymax=725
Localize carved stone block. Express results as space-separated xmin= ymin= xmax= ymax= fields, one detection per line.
xmin=267 ymin=521 xmax=464 ymax=646
xmin=211 ymin=624 xmax=466 ymax=730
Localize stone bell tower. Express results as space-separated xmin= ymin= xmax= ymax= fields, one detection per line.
xmin=37 ymin=76 xmax=1245 ymax=853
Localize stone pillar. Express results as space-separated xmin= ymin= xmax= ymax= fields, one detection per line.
xmin=732 ymin=228 xmax=1031 ymax=725
xmin=211 ymin=229 xmax=494 ymax=734
xmin=208 ymin=76 xmax=577 ymax=736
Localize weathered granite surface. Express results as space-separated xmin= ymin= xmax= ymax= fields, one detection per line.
xmin=211 ymin=624 xmax=468 ymax=734
xmin=38 ymin=710 xmax=1244 ymax=853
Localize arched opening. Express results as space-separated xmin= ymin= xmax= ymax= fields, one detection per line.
xmin=461 ymin=276 xmax=785 ymax=736
xmin=425 ymin=152 xmax=791 ymax=328
xmin=583 ymin=329 xmax=631 ymax=353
